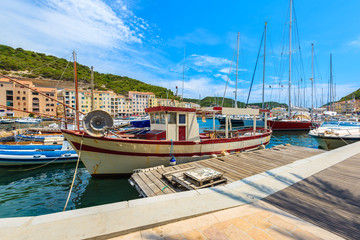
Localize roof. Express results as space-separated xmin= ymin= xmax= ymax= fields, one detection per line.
xmin=145 ymin=106 xmax=196 ymax=113
xmin=129 ymin=91 xmax=155 ymax=95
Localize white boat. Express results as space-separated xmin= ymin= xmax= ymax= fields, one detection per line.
xmin=0 ymin=141 xmax=77 ymax=166
xmin=15 ymin=118 xmax=42 ymax=124
xmin=0 ymin=118 xmax=15 ymax=124
xmin=62 ymin=106 xmax=272 ymax=177
xmin=309 ymin=122 xmax=360 ymax=150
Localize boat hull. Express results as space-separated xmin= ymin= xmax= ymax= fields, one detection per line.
xmin=309 ymin=134 xmax=359 ymax=150
xmin=62 ymin=129 xmax=272 ymax=176
xmin=0 ymin=150 xmax=78 ymax=165
xmin=267 ymin=120 xmax=312 ymax=131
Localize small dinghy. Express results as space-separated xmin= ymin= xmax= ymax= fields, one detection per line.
xmin=0 ymin=141 xmax=78 ymax=166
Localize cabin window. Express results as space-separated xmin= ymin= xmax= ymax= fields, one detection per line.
xmin=160 ymin=112 xmax=165 ymax=124
xmin=168 ymin=113 xmax=176 ymax=124
xmin=179 ymin=114 xmax=186 ymax=124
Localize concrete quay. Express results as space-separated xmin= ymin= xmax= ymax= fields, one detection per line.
xmin=1 ymin=142 xmax=360 ymax=240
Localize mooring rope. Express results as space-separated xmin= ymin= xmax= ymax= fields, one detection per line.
xmin=63 ymin=133 xmax=84 ymax=211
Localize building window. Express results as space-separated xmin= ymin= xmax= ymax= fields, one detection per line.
xmin=16 ymin=97 xmax=20 ymax=100
xmin=22 ymin=97 xmax=25 ymax=100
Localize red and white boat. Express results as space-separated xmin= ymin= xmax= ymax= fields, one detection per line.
xmin=267 ymin=119 xmax=312 ymax=131
xmin=62 ymin=106 xmax=272 ymax=177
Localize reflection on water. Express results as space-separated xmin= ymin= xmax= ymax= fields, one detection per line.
xmin=0 ymin=118 xmax=318 ymax=218
xmin=0 ymin=163 xmax=139 ymax=218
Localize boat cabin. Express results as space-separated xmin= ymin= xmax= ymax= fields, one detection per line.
xmin=145 ymin=106 xmax=200 ymax=142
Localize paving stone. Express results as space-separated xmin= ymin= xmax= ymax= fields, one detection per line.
xmin=266 ymin=227 xmax=295 ymax=240
xmin=267 ymin=215 xmax=296 ymax=232
xmin=201 ymin=226 xmax=228 ymax=240
xmin=247 ymin=227 xmax=276 ymax=240
xmin=229 ymin=218 xmax=253 ymax=232
xmin=224 ymin=224 xmax=253 ymax=240
xmin=182 ymin=230 xmax=206 ymax=240
xmin=163 ymin=234 xmax=184 ymax=240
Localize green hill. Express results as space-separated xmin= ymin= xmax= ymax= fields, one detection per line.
xmin=340 ymin=88 xmax=360 ymax=101
xmin=183 ymin=97 xmax=286 ymax=108
xmin=0 ymin=45 xmax=176 ymax=98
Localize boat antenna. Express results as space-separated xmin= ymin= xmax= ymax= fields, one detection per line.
xmin=235 ymin=32 xmax=240 ymax=108
xmin=221 ymin=47 xmax=236 ymax=107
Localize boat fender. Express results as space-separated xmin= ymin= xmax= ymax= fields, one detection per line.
xmin=258 ymin=144 xmax=265 ymax=149
xmin=211 ymin=154 xmax=217 ymax=158
xmin=170 ymin=156 xmax=176 ymax=166
xmin=221 ymin=150 xmax=229 ymax=156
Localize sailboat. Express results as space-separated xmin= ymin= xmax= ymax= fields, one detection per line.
xmin=267 ymin=0 xmax=312 ymax=131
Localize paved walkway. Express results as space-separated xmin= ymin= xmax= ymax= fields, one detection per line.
xmin=111 ymin=200 xmax=342 ymax=240
xmin=1 ymin=142 xmax=359 ymax=240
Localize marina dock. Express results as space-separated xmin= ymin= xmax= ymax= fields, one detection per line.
xmin=130 ymin=144 xmax=325 ymax=197
xmin=1 ymin=142 xmax=360 ymax=240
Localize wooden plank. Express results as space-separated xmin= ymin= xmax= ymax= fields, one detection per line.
xmin=137 ymin=172 xmax=164 ymax=196
xmin=144 ymin=171 xmax=173 ymax=195
xmin=131 ymin=174 xmax=155 ymax=197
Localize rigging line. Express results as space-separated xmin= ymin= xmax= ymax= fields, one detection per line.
xmin=221 ymin=46 xmax=237 ymax=107
xmin=0 ymin=73 xmax=84 ymax=115
xmin=30 ymin=53 xmax=72 ymax=72
xmin=55 ymin=55 xmax=73 ymax=89
xmin=246 ymin=30 xmax=265 ymax=106
xmin=63 ymin=134 xmax=84 ymax=212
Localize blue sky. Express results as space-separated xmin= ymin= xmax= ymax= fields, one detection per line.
xmin=1 ymin=0 xmax=359 ymax=107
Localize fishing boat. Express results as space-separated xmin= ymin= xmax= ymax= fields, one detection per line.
xmin=62 ymin=106 xmax=272 ymax=177
xmin=309 ymin=122 xmax=360 ymax=150
xmin=0 ymin=141 xmax=77 ymax=165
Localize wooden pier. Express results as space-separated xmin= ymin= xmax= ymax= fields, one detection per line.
xmin=129 ymin=145 xmax=325 ymax=197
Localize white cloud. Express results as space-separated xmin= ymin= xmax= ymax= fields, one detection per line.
xmin=349 ymin=37 xmax=360 ymax=47
xmin=168 ymin=29 xmax=220 ymax=48
xmin=219 ymin=68 xmax=247 ymax=74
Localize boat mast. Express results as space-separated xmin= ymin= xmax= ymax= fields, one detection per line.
xmin=288 ymin=0 xmax=292 ymax=118
xmin=73 ymin=50 xmax=80 ymax=130
xmin=235 ymin=32 xmax=240 ymax=108
xmin=330 ymin=53 xmax=333 ymax=111
xmin=311 ymin=43 xmax=314 ymax=118
xmin=262 ymin=22 xmax=267 ymax=109
xmin=91 ymin=66 xmax=94 ymax=111
xmin=182 ymin=48 xmax=185 ymax=102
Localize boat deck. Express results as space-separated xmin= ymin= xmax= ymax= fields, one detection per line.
xmin=129 ymin=144 xmax=325 ymax=197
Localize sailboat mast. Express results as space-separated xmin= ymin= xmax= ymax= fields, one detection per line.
xmin=73 ymin=50 xmax=80 ymax=130
xmin=330 ymin=53 xmax=333 ymax=111
xmin=262 ymin=22 xmax=267 ymax=109
xmin=90 ymin=66 xmax=94 ymax=111
xmin=182 ymin=48 xmax=185 ymax=102
xmin=311 ymin=43 xmax=314 ymax=117
xmin=235 ymin=32 xmax=240 ymax=108
xmin=288 ymin=0 xmax=292 ymax=117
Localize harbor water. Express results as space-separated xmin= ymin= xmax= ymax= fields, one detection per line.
xmin=0 ymin=119 xmax=318 ymax=218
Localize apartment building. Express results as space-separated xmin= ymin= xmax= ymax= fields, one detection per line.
xmin=0 ymin=78 xmax=57 ymax=117
xmin=63 ymin=89 xmax=116 ymax=117
xmin=128 ymin=91 xmax=156 ymax=115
